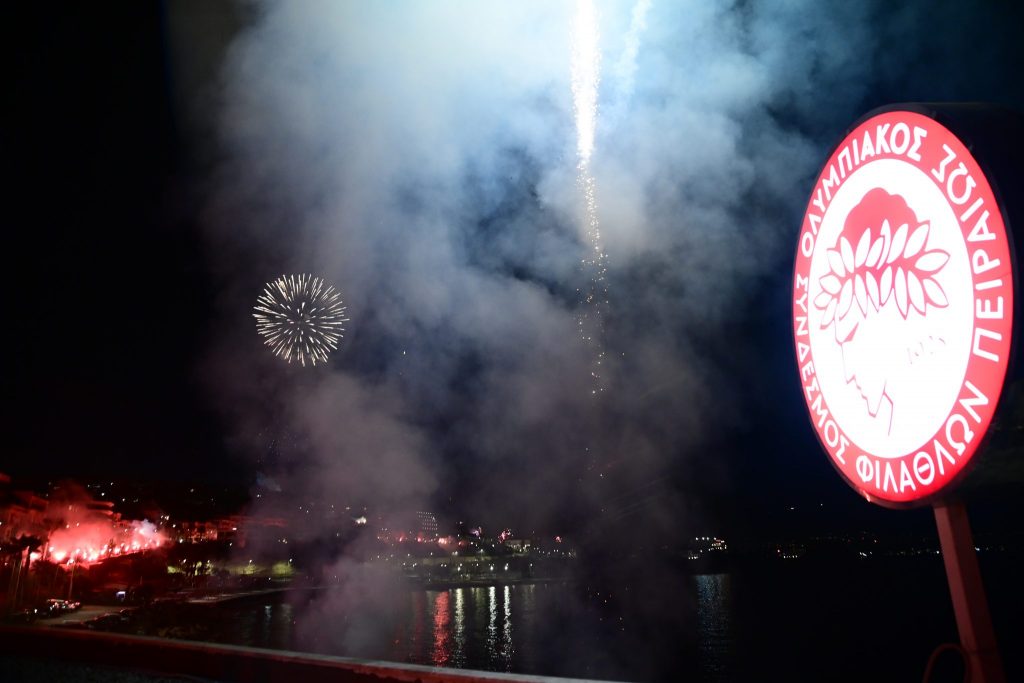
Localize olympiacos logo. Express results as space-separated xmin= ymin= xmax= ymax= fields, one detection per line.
xmin=793 ymin=110 xmax=1014 ymax=506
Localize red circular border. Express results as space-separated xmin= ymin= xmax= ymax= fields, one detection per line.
xmin=793 ymin=110 xmax=1015 ymax=506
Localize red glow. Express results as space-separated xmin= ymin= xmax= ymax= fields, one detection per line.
xmin=45 ymin=521 xmax=167 ymax=567
xmin=41 ymin=498 xmax=170 ymax=567
xmin=432 ymin=590 xmax=452 ymax=666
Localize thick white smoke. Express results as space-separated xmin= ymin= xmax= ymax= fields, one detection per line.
xmin=198 ymin=0 xmax=880 ymax=550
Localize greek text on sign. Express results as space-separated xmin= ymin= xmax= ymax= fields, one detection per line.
xmin=793 ymin=110 xmax=1014 ymax=506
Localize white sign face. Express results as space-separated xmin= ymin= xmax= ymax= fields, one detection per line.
xmin=793 ymin=110 xmax=1014 ymax=506
xmin=808 ymin=159 xmax=975 ymax=458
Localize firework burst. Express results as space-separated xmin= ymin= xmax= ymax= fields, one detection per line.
xmin=253 ymin=274 xmax=349 ymax=367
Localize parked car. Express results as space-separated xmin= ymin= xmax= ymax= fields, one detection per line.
xmin=41 ymin=598 xmax=80 ymax=615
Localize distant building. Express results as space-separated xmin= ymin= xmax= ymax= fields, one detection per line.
xmin=505 ymin=539 xmax=531 ymax=552
xmin=692 ymin=536 xmax=728 ymax=553
xmin=416 ymin=511 xmax=438 ymax=540
xmin=177 ymin=521 xmax=219 ymax=543
xmin=174 ymin=515 xmax=286 ymax=544
xmin=0 ymin=473 xmax=49 ymax=544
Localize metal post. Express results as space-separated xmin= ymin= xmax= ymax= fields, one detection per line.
xmin=933 ymin=501 xmax=1005 ymax=683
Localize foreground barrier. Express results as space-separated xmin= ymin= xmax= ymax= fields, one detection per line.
xmin=0 ymin=626 xmax=609 ymax=683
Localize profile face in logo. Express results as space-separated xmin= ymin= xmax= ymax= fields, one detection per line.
xmin=813 ymin=188 xmax=950 ymax=433
xmin=794 ymin=110 xmax=1014 ymax=506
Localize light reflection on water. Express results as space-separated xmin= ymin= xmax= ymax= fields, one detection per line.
xmin=486 ymin=586 xmax=497 ymax=665
xmin=453 ymin=587 xmax=466 ymax=665
xmin=432 ymin=590 xmax=451 ymax=666
xmin=151 ymin=579 xmax=727 ymax=678
xmin=502 ymin=585 xmax=513 ymax=666
xmin=386 ymin=583 xmax=524 ymax=671
xmin=224 ymin=581 xmax=635 ymax=675
xmin=104 ymin=560 xmax=1021 ymax=681
xmin=694 ymin=574 xmax=733 ymax=681
xmin=388 ymin=579 xmax=732 ymax=676
xmin=178 ymin=577 xmax=732 ymax=678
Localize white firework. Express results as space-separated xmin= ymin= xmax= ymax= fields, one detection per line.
xmin=572 ymin=0 xmax=609 ymax=395
xmin=253 ymin=274 xmax=349 ymax=367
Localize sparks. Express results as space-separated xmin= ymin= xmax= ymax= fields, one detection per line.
xmin=571 ymin=0 xmax=608 ymax=394
xmin=253 ymin=274 xmax=349 ymax=367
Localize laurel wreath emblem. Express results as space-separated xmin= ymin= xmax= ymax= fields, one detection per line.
xmin=815 ymin=219 xmax=950 ymax=327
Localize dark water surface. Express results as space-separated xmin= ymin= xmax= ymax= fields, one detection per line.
xmin=108 ymin=558 xmax=1022 ymax=682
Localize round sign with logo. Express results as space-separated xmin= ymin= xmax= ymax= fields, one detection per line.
xmin=793 ymin=108 xmax=1015 ymax=507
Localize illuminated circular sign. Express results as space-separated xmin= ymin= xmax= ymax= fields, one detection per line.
xmin=793 ymin=109 xmax=1015 ymax=506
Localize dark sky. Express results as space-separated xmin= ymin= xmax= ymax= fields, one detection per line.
xmin=5 ymin=2 xmax=1023 ymax=543
xmin=6 ymin=5 xmax=201 ymax=471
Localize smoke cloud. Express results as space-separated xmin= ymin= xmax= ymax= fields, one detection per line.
xmin=33 ymin=482 xmax=166 ymax=564
xmin=196 ymin=0 xmax=886 ymax=537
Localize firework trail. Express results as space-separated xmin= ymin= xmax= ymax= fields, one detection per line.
xmin=253 ymin=274 xmax=349 ymax=367
xmin=571 ymin=0 xmax=608 ymax=395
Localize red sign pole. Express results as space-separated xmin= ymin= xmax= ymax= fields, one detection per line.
xmin=932 ymin=501 xmax=1005 ymax=682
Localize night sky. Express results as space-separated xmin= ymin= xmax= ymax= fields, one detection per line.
xmin=5 ymin=1 xmax=1024 ymax=545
